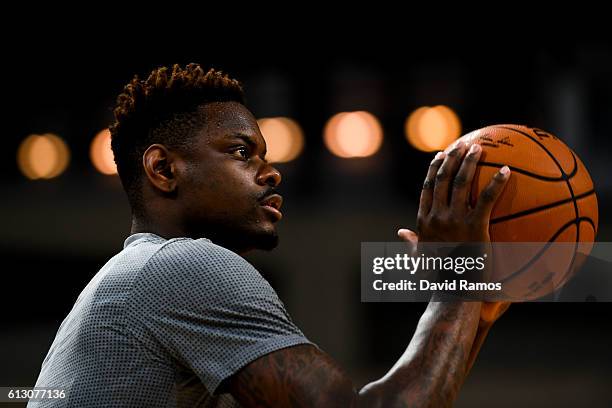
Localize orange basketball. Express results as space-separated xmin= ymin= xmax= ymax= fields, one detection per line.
xmin=450 ymin=124 xmax=599 ymax=299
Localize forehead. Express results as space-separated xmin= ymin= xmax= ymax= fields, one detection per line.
xmin=197 ymin=101 xmax=260 ymax=140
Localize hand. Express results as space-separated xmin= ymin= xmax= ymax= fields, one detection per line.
xmin=397 ymin=228 xmax=418 ymax=256
xmin=416 ymin=141 xmax=510 ymax=243
xmin=398 ymin=227 xmax=509 ymax=375
xmin=406 ymin=141 xmax=513 ymax=325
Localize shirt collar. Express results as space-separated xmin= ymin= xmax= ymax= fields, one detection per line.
xmin=123 ymin=233 xmax=166 ymax=249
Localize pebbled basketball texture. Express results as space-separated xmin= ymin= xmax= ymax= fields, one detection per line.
xmin=448 ymin=124 xmax=599 ymax=300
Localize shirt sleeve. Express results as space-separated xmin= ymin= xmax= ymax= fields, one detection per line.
xmin=127 ymin=238 xmax=314 ymax=395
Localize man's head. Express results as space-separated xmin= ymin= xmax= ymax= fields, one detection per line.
xmin=110 ymin=63 xmax=282 ymax=253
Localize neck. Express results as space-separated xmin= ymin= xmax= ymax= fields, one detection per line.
xmin=130 ymin=216 xmax=187 ymax=240
xmin=130 ymin=215 xmax=254 ymax=255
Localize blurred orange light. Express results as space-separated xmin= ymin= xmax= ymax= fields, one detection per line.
xmin=90 ymin=129 xmax=117 ymax=175
xmin=258 ymin=117 xmax=304 ymax=163
xmin=324 ymin=111 xmax=383 ymax=158
xmin=17 ymin=133 xmax=70 ymax=179
xmin=405 ymin=105 xmax=461 ymax=152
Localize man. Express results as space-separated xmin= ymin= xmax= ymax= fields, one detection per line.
xmin=30 ymin=63 xmax=510 ymax=407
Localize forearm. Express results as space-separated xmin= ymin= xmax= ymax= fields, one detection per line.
xmin=358 ymin=300 xmax=481 ymax=408
xmin=465 ymin=321 xmax=493 ymax=375
xmin=466 ymin=302 xmax=511 ymax=374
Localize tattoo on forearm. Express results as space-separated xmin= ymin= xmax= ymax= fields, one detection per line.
xmin=384 ymin=302 xmax=479 ymax=408
xmin=229 ymin=302 xmax=479 ymax=408
xmin=229 ymin=345 xmax=356 ymax=407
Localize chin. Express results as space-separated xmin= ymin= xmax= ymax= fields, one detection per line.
xmin=255 ymin=233 xmax=279 ymax=251
xmin=224 ymin=226 xmax=279 ymax=254
xmin=248 ymin=226 xmax=279 ymax=251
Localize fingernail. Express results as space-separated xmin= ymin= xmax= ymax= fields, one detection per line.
xmin=469 ymin=144 xmax=481 ymax=154
xmin=397 ymin=229 xmax=407 ymax=236
xmin=432 ymin=152 xmax=446 ymax=162
xmin=500 ymin=165 xmax=510 ymax=176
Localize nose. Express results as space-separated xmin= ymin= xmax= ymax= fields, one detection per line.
xmin=256 ymin=163 xmax=282 ymax=187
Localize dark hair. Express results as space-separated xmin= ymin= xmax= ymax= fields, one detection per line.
xmin=110 ymin=63 xmax=245 ymax=214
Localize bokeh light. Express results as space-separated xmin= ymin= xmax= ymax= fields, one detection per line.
xmin=90 ymin=129 xmax=117 ymax=175
xmin=324 ymin=111 xmax=383 ymax=158
xmin=405 ymin=105 xmax=461 ymax=152
xmin=17 ymin=133 xmax=70 ymax=179
xmin=257 ymin=117 xmax=304 ymax=163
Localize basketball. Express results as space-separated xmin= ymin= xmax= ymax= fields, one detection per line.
xmin=451 ymin=125 xmax=599 ymax=299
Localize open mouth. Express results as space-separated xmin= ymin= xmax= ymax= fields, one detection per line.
xmin=260 ymin=194 xmax=283 ymax=220
xmin=261 ymin=195 xmax=282 ymax=210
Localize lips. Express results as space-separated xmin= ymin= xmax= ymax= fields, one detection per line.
xmin=260 ymin=194 xmax=283 ymax=221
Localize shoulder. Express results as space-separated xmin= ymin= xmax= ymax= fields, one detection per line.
xmin=132 ymin=237 xmax=273 ymax=302
xmin=151 ymin=237 xmax=255 ymax=272
xmin=126 ymin=237 xmax=299 ymax=340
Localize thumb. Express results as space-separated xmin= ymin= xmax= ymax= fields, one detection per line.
xmin=397 ymin=228 xmax=418 ymax=243
xmin=398 ymin=228 xmax=419 ymax=255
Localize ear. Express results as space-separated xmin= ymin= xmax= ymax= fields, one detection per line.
xmin=142 ymin=144 xmax=178 ymax=194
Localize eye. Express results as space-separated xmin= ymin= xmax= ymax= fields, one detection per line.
xmin=232 ymin=146 xmax=249 ymax=160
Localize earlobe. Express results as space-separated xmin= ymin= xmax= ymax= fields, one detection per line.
xmin=142 ymin=144 xmax=177 ymax=194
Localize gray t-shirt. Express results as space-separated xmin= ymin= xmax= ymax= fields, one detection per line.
xmin=29 ymin=233 xmax=312 ymax=407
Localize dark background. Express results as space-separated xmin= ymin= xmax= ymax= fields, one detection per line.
xmin=1 ymin=27 xmax=611 ymax=407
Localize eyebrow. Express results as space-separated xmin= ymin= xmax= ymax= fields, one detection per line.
xmin=227 ymin=132 xmax=267 ymax=160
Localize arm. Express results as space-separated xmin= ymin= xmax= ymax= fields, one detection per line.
xmin=227 ymin=301 xmax=481 ymax=408
xmin=465 ymin=301 xmax=511 ymax=373
xmin=398 ymin=233 xmax=512 ymax=376
xmin=411 ymin=142 xmax=512 ymax=378
xmin=227 ymin=141 xmax=510 ymax=407
xmin=358 ymin=300 xmax=482 ymax=407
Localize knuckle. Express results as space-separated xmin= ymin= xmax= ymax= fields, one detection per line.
xmin=422 ymin=178 xmax=435 ymax=190
xmin=430 ymin=158 xmax=444 ymax=167
xmin=447 ymin=147 xmax=461 ymax=157
xmin=429 ymin=213 xmax=444 ymax=227
xmin=481 ymin=188 xmax=496 ymax=202
xmin=435 ymin=170 xmax=448 ymax=181
xmin=452 ymin=175 xmax=468 ymax=188
xmin=448 ymin=213 xmax=462 ymax=224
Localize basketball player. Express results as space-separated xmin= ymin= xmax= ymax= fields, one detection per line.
xmin=30 ymin=64 xmax=510 ymax=407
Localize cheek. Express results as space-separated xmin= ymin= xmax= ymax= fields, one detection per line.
xmin=191 ymin=163 xmax=256 ymax=206
xmin=217 ymin=164 xmax=256 ymax=196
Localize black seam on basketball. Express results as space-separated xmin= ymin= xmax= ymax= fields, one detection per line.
xmin=556 ymin=218 xmax=597 ymax=285
xmin=498 ymin=217 xmax=593 ymax=285
xmin=491 ymin=126 xmax=579 ymax=179
xmin=480 ymin=126 xmax=595 ymax=299
xmin=493 ymin=125 xmax=581 ymax=282
xmin=581 ymin=217 xmax=596 ymax=230
xmin=478 ymin=162 xmax=576 ymax=181
xmin=491 ymin=189 xmax=595 ymax=225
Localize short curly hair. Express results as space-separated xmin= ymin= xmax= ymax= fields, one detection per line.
xmin=110 ymin=63 xmax=245 ymax=214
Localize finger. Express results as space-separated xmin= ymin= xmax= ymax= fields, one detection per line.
xmin=432 ymin=142 xmax=467 ymax=211
xmin=398 ymin=228 xmax=418 ymax=243
xmin=418 ymin=151 xmax=446 ymax=218
xmin=473 ymin=166 xmax=511 ymax=219
xmin=398 ymin=228 xmax=419 ymax=256
xmin=450 ymin=143 xmax=482 ymax=211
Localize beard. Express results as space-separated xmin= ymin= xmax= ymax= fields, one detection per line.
xmin=250 ymin=229 xmax=279 ymax=251
xmin=194 ymin=218 xmax=279 ymax=254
